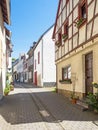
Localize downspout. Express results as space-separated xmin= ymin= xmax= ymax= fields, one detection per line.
xmin=42 ymin=38 xmax=43 ymax=84
xmin=56 ymin=64 xmax=58 ymax=93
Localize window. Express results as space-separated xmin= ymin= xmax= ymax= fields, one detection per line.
xmin=35 ymin=59 xmax=36 ymax=70
xmin=62 ymin=66 xmax=71 ymax=80
xmin=58 ymin=32 xmax=62 ymax=43
xmin=38 ymin=51 xmax=40 ymax=64
xmin=64 ymin=22 xmax=68 ymax=35
xmin=79 ymin=0 xmax=87 ymax=19
xmin=56 ymin=31 xmax=62 ymax=46
xmin=25 ymin=72 xmax=27 ymax=80
xmin=77 ymin=0 xmax=87 ymax=27
xmin=62 ymin=21 xmax=68 ymax=41
xmin=66 ymin=0 xmax=69 ymax=4
xmin=81 ymin=3 xmax=86 ymax=18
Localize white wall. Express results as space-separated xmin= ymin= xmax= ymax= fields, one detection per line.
xmin=34 ymin=40 xmax=43 ymax=86
xmin=17 ymin=54 xmax=24 ymax=82
xmin=43 ymin=26 xmax=56 ymax=83
xmin=0 ymin=6 xmax=6 ymax=99
xmin=34 ymin=26 xmax=56 ymax=86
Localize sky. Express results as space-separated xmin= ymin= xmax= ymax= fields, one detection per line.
xmin=10 ymin=0 xmax=59 ymax=59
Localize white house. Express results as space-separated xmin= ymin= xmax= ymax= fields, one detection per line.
xmin=27 ymin=43 xmax=36 ymax=83
xmin=12 ymin=59 xmax=19 ymax=82
xmin=34 ymin=25 xmax=56 ymax=87
xmin=17 ymin=54 xmax=25 ymax=82
xmin=23 ymin=55 xmax=28 ymax=83
xmin=0 ymin=0 xmax=11 ymax=99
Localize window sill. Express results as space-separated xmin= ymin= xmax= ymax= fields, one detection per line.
xmin=76 ymin=18 xmax=87 ymax=28
xmin=59 ymin=79 xmax=72 ymax=84
xmin=55 ymin=41 xmax=61 ymax=47
xmin=62 ymin=34 xmax=68 ymax=41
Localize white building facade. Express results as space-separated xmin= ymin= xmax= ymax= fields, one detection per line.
xmin=34 ymin=25 xmax=56 ymax=87
xmin=17 ymin=54 xmax=25 ymax=82
xmin=0 ymin=0 xmax=11 ymax=99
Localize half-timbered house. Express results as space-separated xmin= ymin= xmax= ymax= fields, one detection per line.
xmin=0 ymin=0 xmax=11 ymax=99
xmin=53 ymin=0 xmax=98 ymax=99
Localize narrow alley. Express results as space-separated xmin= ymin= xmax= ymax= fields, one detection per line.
xmin=0 ymin=83 xmax=98 ymax=130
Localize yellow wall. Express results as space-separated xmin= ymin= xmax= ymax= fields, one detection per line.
xmin=56 ymin=38 xmax=98 ymax=98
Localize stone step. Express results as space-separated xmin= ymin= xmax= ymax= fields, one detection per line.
xmin=76 ymin=99 xmax=89 ymax=111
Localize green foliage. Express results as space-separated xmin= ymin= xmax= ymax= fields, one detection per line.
xmin=52 ymin=87 xmax=56 ymax=93
xmin=10 ymin=84 xmax=14 ymax=91
xmin=62 ymin=34 xmax=68 ymax=40
xmin=86 ymin=92 xmax=98 ymax=111
xmin=4 ymin=87 xmax=10 ymax=95
xmin=12 ymin=58 xmax=16 ymax=62
xmin=70 ymin=92 xmax=78 ymax=99
xmin=76 ymin=18 xmax=86 ymax=27
xmin=59 ymin=79 xmax=72 ymax=84
xmin=92 ymin=82 xmax=98 ymax=88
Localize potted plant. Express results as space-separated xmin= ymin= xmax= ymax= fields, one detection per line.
xmin=10 ymin=84 xmax=14 ymax=91
xmin=90 ymin=82 xmax=98 ymax=113
xmin=86 ymin=90 xmax=98 ymax=113
xmin=4 ymin=87 xmax=10 ymax=96
xmin=92 ymin=82 xmax=98 ymax=89
xmin=86 ymin=92 xmax=96 ymax=111
xmin=62 ymin=34 xmax=68 ymax=41
xmin=70 ymin=92 xmax=78 ymax=104
xmin=10 ymin=82 xmax=14 ymax=91
xmin=75 ymin=18 xmax=86 ymax=28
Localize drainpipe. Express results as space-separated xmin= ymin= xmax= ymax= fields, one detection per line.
xmin=56 ymin=64 xmax=58 ymax=93
xmin=42 ymin=38 xmax=43 ymax=80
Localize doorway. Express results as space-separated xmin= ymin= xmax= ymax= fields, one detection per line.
xmin=85 ymin=52 xmax=93 ymax=95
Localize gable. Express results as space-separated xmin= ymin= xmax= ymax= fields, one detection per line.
xmin=52 ymin=0 xmax=62 ymax=39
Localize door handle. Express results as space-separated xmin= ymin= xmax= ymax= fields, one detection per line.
xmin=85 ymin=76 xmax=90 ymax=79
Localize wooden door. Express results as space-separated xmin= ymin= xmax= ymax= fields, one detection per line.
xmin=85 ymin=52 xmax=93 ymax=95
xmin=34 ymin=71 xmax=37 ymax=85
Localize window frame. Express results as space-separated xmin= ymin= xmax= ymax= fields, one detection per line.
xmin=64 ymin=22 xmax=68 ymax=35
xmin=66 ymin=0 xmax=69 ymax=4
xmin=62 ymin=65 xmax=71 ymax=80
xmin=62 ymin=20 xmax=68 ymax=41
xmin=78 ymin=0 xmax=87 ymax=27
xmin=58 ymin=31 xmax=62 ymax=42
xmin=35 ymin=59 xmax=36 ymax=70
xmin=56 ymin=30 xmax=62 ymax=46
xmin=38 ymin=51 xmax=40 ymax=64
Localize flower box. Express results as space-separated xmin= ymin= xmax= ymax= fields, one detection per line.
xmin=62 ymin=34 xmax=68 ymax=41
xmin=59 ymin=79 xmax=72 ymax=84
xmin=55 ymin=41 xmax=61 ymax=47
xmin=75 ymin=18 xmax=86 ymax=28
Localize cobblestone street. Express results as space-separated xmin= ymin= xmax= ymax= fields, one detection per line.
xmin=0 ymin=83 xmax=98 ymax=130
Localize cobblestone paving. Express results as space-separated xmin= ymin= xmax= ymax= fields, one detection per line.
xmin=0 ymin=83 xmax=98 ymax=130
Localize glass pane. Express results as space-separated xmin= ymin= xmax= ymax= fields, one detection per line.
xmin=63 ymin=68 xmax=67 ymax=79
xmin=68 ymin=66 xmax=71 ymax=78
xmin=82 ymin=4 xmax=86 ymax=18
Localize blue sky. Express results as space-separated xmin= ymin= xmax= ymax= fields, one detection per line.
xmin=10 ymin=0 xmax=59 ymax=58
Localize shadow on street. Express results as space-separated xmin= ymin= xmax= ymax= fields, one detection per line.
xmin=0 ymin=83 xmax=98 ymax=126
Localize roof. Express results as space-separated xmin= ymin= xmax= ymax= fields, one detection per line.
xmin=0 ymin=0 xmax=11 ymax=24
xmin=52 ymin=0 xmax=61 ymax=39
xmin=35 ymin=24 xmax=54 ymax=48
